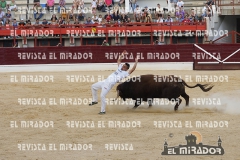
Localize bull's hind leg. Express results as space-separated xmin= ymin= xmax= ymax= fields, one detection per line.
xmin=174 ymin=98 xmax=182 ymax=111
xmin=181 ymin=93 xmax=189 ymax=106
xmin=133 ymin=98 xmax=142 ymax=109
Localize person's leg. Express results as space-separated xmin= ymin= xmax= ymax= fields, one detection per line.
xmin=91 ymin=81 xmax=104 ymax=103
xmin=34 ymin=12 xmax=37 ymax=19
xmin=100 ymin=86 xmax=111 ymax=113
xmin=38 ymin=12 xmax=44 ymax=19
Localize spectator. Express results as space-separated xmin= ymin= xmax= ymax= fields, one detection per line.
xmin=126 ymin=17 xmax=131 ymax=23
xmin=130 ymin=0 xmax=137 ymax=13
xmin=165 ymin=14 xmax=173 ymax=22
xmin=47 ymin=0 xmax=55 ymax=12
xmin=79 ymin=0 xmax=84 ymax=9
xmin=134 ymin=5 xmax=141 ymax=21
xmin=42 ymin=19 xmax=48 ymax=25
xmin=5 ymin=19 xmax=10 ymax=29
xmin=98 ymin=14 xmax=103 ymax=23
xmin=97 ymin=0 xmax=105 ymax=11
xmin=91 ymin=0 xmax=97 ymax=12
xmin=206 ymin=0 xmax=214 ymax=6
xmin=101 ymin=40 xmax=109 ymax=46
xmin=135 ymin=17 xmax=140 ymax=22
xmin=155 ymin=4 xmax=163 ymax=18
xmin=57 ymin=17 xmax=64 ymax=25
xmin=74 ymin=18 xmax=80 ymax=24
xmin=33 ymin=3 xmax=44 ymax=20
xmin=67 ymin=8 xmax=76 ymax=21
xmin=202 ymin=3 xmax=209 ymax=18
xmin=176 ymin=0 xmax=184 ymax=8
xmin=65 ymin=19 xmax=71 ymax=25
xmin=34 ymin=18 xmax=40 ymax=25
xmin=176 ymin=7 xmax=185 ymax=18
xmin=61 ymin=8 xmax=67 ymax=20
xmin=4 ymin=9 xmax=11 ymax=22
xmin=112 ymin=11 xmax=120 ymax=22
xmin=176 ymin=13 xmax=183 ymax=22
xmin=85 ymin=17 xmax=93 ymax=24
xmin=12 ymin=18 xmax=17 ymax=28
xmin=77 ymin=12 xmax=84 ymax=21
xmin=8 ymin=0 xmax=17 ymax=11
xmin=18 ymin=19 xmax=25 ymax=27
xmin=58 ymin=0 xmax=66 ymax=13
xmin=118 ymin=0 xmax=124 ymax=7
xmin=145 ymin=15 xmax=151 ymax=23
xmin=0 ymin=0 xmax=7 ymax=9
xmin=73 ymin=0 xmax=79 ymax=9
xmin=51 ymin=14 xmax=58 ymax=23
xmin=104 ymin=12 xmax=112 ymax=22
xmin=92 ymin=13 xmax=98 ymax=22
xmin=13 ymin=42 xmax=19 ymax=48
xmin=182 ymin=16 xmax=190 ymax=23
xmin=141 ymin=6 xmax=150 ymax=22
xmin=56 ymin=43 xmax=62 ymax=46
xmin=120 ymin=12 xmax=128 ymax=22
xmin=156 ymin=14 xmax=164 ymax=23
xmin=0 ymin=8 xmax=5 ymax=24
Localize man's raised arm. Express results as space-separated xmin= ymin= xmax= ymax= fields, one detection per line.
xmin=117 ymin=50 xmax=128 ymax=66
xmin=128 ymin=58 xmax=138 ymax=74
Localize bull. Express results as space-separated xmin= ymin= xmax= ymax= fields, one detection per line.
xmin=115 ymin=75 xmax=213 ymax=111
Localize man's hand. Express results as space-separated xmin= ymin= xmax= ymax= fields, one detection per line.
xmin=122 ymin=50 xmax=128 ymax=55
xmin=118 ymin=50 xmax=128 ymax=66
xmin=128 ymin=57 xmax=138 ymax=74
xmin=135 ymin=57 xmax=138 ymax=62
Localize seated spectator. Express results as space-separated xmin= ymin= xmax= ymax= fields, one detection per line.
xmin=34 ymin=18 xmax=40 ymax=25
xmin=156 ymin=14 xmax=164 ymax=23
xmin=7 ymin=0 xmax=17 ymax=11
xmin=141 ymin=6 xmax=151 ymax=22
xmin=92 ymin=13 xmax=98 ymax=22
xmin=47 ymin=0 xmax=55 ymax=12
xmin=97 ymin=0 xmax=105 ymax=11
xmin=182 ymin=16 xmax=190 ymax=23
xmin=65 ymin=19 xmax=71 ymax=25
xmin=79 ymin=0 xmax=84 ymax=9
xmin=5 ymin=19 xmax=10 ymax=30
xmin=51 ymin=14 xmax=58 ymax=24
xmin=73 ymin=0 xmax=79 ymax=9
xmin=74 ymin=18 xmax=80 ymax=24
xmin=155 ymin=4 xmax=163 ymax=18
xmin=57 ymin=17 xmax=64 ymax=25
xmin=112 ymin=11 xmax=120 ymax=22
xmin=91 ymin=0 xmax=97 ymax=12
xmin=12 ymin=18 xmax=17 ymax=28
xmin=165 ymin=15 xmax=173 ymax=22
xmin=67 ymin=8 xmax=76 ymax=21
xmin=176 ymin=7 xmax=184 ymax=18
xmin=126 ymin=17 xmax=131 ymax=23
xmin=135 ymin=17 xmax=140 ymax=22
xmin=176 ymin=0 xmax=184 ymax=8
xmin=145 ymin=15 xmax=152 ymax=23
xmin=118 ymin=0 xmax=124 ymax=7
xmin=104 ymin=12 xmax=112 ymax=23
xmin=120 ymin=12 xmax=128 ymax=23
xmin=42 ymin=19 xmax=48 ymax=25
xmin=61 ymin=8 xmax=67 ymax=20
xmin=85 ymin=17 xmax=93 ymax=24
xmin=0 ymin=8 xmax=5 ymax=24
xmin=206 ymin=0 xmax=214 ymax=6
xmin=18 ymin=19 xmax=26 ymax=27
xmin=134 ymin=5 xmax=141 ymax=21
xmin=58 ymin=0 xmax=66 ymax=13
xmin=77 ymin=12 xmax=84 ymax=21
xmin=4 ymin=9 xmax=11 ymax=22
xmin=0 ymin=0 xmax=6 ymax=9
xmin=98 ymin=14 xmax=103 ymax=23
xmin=101 ymin=40 xmax=109 ymax=46
xmin=130 ymin=0 xmax=137 ymax=12
xmin=207 ymin=8 xmax=212 ymax=20
xmin=176 ymin=13 xmax=183 ymax=22
xmin=33 ymin=3 xmax=44 ymax=20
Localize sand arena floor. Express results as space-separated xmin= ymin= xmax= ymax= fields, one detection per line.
xmin=0 ymin=69 xmax=240 ymax=160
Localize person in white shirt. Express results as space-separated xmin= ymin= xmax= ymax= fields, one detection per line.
xmin=91 ymin=0 xmax=97 ymax=10
xmin=156 ymin=14 xmax=164 ymax=23
xmin=176 ymin=0 xmax=184 ymax=8
xmin=89 ymin=50 xmax=138 ymax=114
xmin=155 ymin=3 xmax=163 ymax=17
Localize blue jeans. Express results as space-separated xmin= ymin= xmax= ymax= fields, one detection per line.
xmin=131 ymin=3 xmax=136 ymax=12
xmin=34 ymin=12 xmax=44 ymax=19
xmin=58 ymin=6 xmax=66 ymax=13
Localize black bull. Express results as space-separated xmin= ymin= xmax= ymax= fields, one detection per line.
xmin=116 ymin=75 xmax=213 ymax=111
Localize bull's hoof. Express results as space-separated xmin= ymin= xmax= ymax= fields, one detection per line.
xmin=132 ymin=106 xmax=138 ymax=109
xmin=174 ymin=107 xmax=178 ymax=111
xmin=148 ymin=105 xmax=152 ymax=108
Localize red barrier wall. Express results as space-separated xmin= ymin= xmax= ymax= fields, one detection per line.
xmin=1 ymin=44 xmax=239 ymax=65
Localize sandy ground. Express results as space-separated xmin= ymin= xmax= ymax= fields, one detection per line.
xmin=0 ymin=70 xmax=240 ymax=160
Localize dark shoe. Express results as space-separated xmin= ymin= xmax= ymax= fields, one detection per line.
xmin=89 ymin=102 xmax=98 ymax=106
xmin=98 ymin=112 xmax=106 ymax=115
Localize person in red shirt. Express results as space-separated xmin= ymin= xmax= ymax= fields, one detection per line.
xmin=182 ymin=16 xmax=190 ymax=23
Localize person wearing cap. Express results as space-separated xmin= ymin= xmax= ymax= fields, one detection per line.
xmin=101 ymin=40 xmax=109 ymax=46
xmin=133 ymin=5 xmax=140 ymax=21
xmin=89 ymin=50 xmax=138 ymax=115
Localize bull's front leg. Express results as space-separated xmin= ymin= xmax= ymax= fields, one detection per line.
xmin=133 ymin=98 xmax=142 ymax=109
xmin=174 ymin=98 xmax=182 ymax=111
xmin=148 ymin=98 xmax=153 ymax=108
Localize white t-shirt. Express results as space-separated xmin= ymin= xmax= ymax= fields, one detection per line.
xmin=104 ymin=64 xmax=129 ymax=88
xmin=177 ymin=1 xmax=184 ymax=7
xmin=92 ymin=1 xmax=97 ymax=7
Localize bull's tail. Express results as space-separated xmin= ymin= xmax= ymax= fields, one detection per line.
xmin=182 ymin=80 xmax=213 ymax=92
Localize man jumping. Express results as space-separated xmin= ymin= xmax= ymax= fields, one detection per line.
xmin=89 ymin=50 xmax=138 ymax=114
